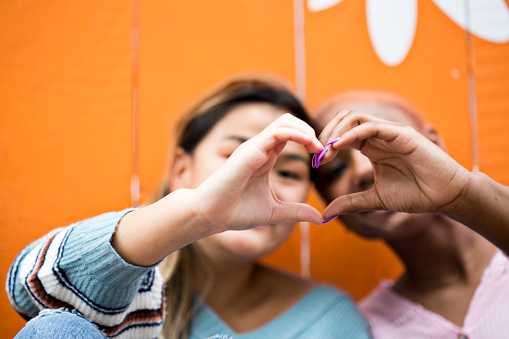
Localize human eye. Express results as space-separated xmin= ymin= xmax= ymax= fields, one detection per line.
xmin=326 ymin=162 xmax=349 ymax=181
xmin=220 ymin=151 xmax=234 ymax=159
xmin=219 ymin=142 xmax=242 ymax=159
xmin=277 ymin=170 xmax=303 ymax=181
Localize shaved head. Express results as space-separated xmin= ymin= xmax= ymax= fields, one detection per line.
xmin=312 ymin=89 xmax=427 ymax=132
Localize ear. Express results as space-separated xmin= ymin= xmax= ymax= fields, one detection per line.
xmin=421 ymin=124 xmax=447 ymax=152
xmin=169 ymin=147 xmax=193 ymax=191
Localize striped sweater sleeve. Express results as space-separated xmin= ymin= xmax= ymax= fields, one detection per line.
xmin=6 ymin=209 xmax=166 ymax=338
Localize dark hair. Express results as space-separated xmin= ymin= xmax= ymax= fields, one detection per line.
xmin=157 ymin=76 xmax=314 ymax=339
xmin=178 ymin=79 xmax=311 ymax=154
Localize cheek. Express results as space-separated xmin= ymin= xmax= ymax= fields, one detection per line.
xmin=272 ymin=179 xmax=310 ymax=203
xmin=260 ymin=223 xmax=296 ymax=252
xmin=294 ymin=184 xmax=309 ymax=202
xmin=275 ymin=223 xmax=295 ymax=242
xmin=325 ymin=178 xmax=350 ymax=201
xmin=189 ymin=158 xmax=225 ymax=186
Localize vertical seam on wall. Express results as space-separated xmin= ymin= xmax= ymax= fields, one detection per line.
xmin=294 ymin=0 xmax=306 ymax=100
xmin=300 ymin=222 xmax=311 ymax=278
xmin=130 ymin=0 xmax=141 ymax=206
xmin=293 ymin=0 xmax=310 ymax=277
xmin=465 ymin=0 xmax=479 ymax=172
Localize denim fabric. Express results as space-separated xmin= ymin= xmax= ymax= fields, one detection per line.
xmin=15 ymin=309 xmax=106 ymax=339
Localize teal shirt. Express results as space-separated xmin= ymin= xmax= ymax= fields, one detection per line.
xmin=192 ymin=285 xmax=370 ymax=338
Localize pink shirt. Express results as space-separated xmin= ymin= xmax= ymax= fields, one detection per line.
xmin=359 ymin=251 xmax=509 ymax=339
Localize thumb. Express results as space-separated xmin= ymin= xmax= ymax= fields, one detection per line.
xmin=323 ymin=190 xmax=381 ymax=220
xmin=272 ymin=202 xmax=323 ymax=226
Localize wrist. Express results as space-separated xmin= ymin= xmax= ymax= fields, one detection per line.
xmin=112 ymin=188 xmax=220 ymax=267
xmin=440 ymin=170 xmax=478 ymax=220
xmin=163 ymin=188 xmax=225 ymax=238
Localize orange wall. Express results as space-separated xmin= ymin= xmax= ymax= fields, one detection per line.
xmin=1 ymin=0 xmax=508 ymax=336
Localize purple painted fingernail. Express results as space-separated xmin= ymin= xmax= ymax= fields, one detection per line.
xmin=312 ymin=138 xmax=339 ymax=168
xmin=321 ymin=215 xmax=338 ymax=224
xmin=316 ymin=146 xmax=329 ymax=166
xmin=327 ymin=137 xmax=341 ymax=146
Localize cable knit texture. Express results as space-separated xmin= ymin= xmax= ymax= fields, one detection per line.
xmin=7 ymin=209 xmax=165 ymax=338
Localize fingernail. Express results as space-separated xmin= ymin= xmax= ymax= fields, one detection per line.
xmin=321 ymin=215 xmax=338 ymax=224
xmin=312 ymin=153 xmax=318 ymax=168
xmin=312 ymin=146 xmax=329 ymax=168
xmin=316 ymin=146 xmax=329 ymax=167
xmin=327 ymin=137 xmax=341 ymax=146
xmin=312 ymin=139 xmax=338 ymax=168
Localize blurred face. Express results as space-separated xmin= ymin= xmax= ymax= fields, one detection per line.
xmin=316 ymin=100 xmax=436 ymax=241
xmin=175 ymin=103 xmax=311 ymax=263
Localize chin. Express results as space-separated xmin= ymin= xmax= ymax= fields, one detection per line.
xmin=341 ymin=212 xmax=406 ymax=240
xmin=343 ymin=211 xmax=431 ymax=240
xmin=222 ymin=230 xmax=279 ymax=260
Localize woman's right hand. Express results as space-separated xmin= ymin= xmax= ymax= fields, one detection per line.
xmin=192 ymin=113 xmax=323 ymax=231
xmin=113 ymin=114 xmax=323 ymax=266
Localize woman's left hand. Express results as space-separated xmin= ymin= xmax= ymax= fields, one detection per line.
xmin=316 ymin=110 xmax=471 ymax=220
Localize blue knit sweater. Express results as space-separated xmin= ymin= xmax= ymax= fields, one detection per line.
xmin=7 ymin=209 xmax=370 ymax=338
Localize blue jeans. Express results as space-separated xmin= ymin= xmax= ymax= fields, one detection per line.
xmin=15 ymin=309 xmax=106 ymax=339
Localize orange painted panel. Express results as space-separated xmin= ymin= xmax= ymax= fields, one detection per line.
xmin=303 ymin=0 xmax=473 ymax=300
xmin=138 ymin=0 xmax=299 ymax=200
xmin=298 ymin=0 xmax=509 ymax=300
xmin=0 ymin=1 xmax=132 ymax=337
xmin=474 ymin=37 xmax=509 ymax=185
xmin=1 ymin=0 xmax=509 ymax=337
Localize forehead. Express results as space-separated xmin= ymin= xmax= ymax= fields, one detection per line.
xmin=208 ymin=103 xmax=284 ymax=138
xmin=204 ymin=102 xmax=310 ymax=158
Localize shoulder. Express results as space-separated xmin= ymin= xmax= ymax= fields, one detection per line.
xmin=298 ymin=284 xmax=370 ymax=338
xmin=306 ymin=284 xmax=362 ymax=317
xmin=359 ymin=279 xmax=417 ymax=335
xmin=359 ymin=280 xmax=396 ymax=316
xmin=256 ymin=265 xmax=356 ymax=308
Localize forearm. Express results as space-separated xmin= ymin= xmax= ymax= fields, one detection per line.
xmin=112 ymin=188 xmax=218 ymax=267
xmin=7 ymin=209 xmax=163 ymax=318
xmin=444 ymin=171 xmax=509 ymax=253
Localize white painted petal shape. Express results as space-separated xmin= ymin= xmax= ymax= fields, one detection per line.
xmin=367 ymin=0 xmax=418 ymax=66
xmin=307 ymin=0 xmax=344 ymax=12
xmin=432 ymin=0 xmax=509 ymax=43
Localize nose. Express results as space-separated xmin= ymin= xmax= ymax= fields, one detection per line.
xmin=352 ymin=150 xmax=374 ymax=192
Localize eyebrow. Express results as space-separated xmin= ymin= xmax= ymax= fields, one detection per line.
xmin=277 ymin=153 xmax=309 ymax=164
xmin=223 ymin=136 xmax=248 ymax=143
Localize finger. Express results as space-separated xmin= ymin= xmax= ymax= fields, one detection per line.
xmin=322 ymin=189 xmax=382 ymax=220
xmin=336 ymin=121 xmax=418 ymax=155
xmin=317 ymin=109 xmax=352 ymax=145
xmin=231 ymin=127 xmax=321 ymax=174
xmin=268 ymin=113 xmax=317 ymax=139
xmin=321 ymin=111 xmax=374 ymax=145
xmin=312 ymin=137 xmax=341 ymax=168
xmin=317 ymin=111 xmax=372 ymax=166
xmin=271 ymin=202 xmax=323 ymax=226
xmin=259 ymin=127 xmax=323 ymax=154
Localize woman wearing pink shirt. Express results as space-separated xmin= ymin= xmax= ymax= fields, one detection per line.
xmin=311 ymin=90 xmax=509 ymax=339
